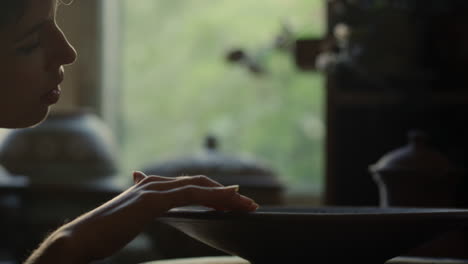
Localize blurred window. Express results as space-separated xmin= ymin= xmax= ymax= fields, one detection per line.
xmin=120 ymin=0 xmax=326 ymax=195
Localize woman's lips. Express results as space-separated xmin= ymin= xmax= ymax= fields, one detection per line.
xmin=42 ymin=69 xmax=65 ymax=105
xmin=41 ymin=87 xmax=61 ymax=105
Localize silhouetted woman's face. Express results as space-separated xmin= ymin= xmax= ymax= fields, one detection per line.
xmin=0 ymin=0 xmax=77 ymax=128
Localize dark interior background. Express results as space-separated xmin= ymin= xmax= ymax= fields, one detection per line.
xmin=324 ymin=0 xmax=468 ymax=206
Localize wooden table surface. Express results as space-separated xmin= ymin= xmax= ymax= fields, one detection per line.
xmin=141 ymin=256 xmax=468 ymax=264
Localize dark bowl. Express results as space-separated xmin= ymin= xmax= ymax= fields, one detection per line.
xmin=158 ymin=206 xmax=468 ymax=264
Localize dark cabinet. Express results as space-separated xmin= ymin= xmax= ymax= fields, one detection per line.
xmin=323 ymin=0 xmax=468 ymax=206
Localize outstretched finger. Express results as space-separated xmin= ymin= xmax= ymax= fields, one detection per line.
xmin=161 ymin=185 xmax=259 ymax=212
xmin=175 ymin=175 xmax=224 ymax=187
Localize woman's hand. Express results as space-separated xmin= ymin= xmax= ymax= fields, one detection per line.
xmin=25 ymin=172 xmax=258 ymax=264
xmin=131 ymin=171 xmax=258 ymax=212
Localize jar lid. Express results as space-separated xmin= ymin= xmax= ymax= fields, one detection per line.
xmin=142 ymin=135 xmax=282 ymax=188
xmin=369 ymin=130 xmax=452 ymax=175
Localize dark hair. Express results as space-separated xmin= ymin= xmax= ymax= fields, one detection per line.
xmin=0 ymin=0 xmax=29 ymax=29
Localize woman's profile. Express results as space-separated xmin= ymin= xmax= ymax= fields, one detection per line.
xmin=0 ymin=1 xmax=258 ymax=263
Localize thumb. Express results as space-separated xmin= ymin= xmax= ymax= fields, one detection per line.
xmin=133 ymin=171 xmax=147 ymax=184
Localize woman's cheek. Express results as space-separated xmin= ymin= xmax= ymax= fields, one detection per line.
xmin=21 ymin=48 xmax=46 ymax=70
xmin=15 ymin=52 xmax=48 ymax=86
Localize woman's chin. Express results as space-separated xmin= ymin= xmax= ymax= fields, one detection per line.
xmin=1 ymin=108 xmax=50 ymax=129
xmin=28 ymin=109 xmax=51 ymax=128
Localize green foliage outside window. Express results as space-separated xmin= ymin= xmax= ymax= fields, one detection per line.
xmin=121 ymin=0 xmax=325 ymax=194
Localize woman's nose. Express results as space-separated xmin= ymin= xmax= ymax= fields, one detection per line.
xmin=46 ymin=24 xmax=77 ymax=70
xmin=60 ymin=34 xmax=77 ymax=66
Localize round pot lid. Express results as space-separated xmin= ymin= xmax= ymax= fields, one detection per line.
xmin=142 ymin=135 xmax=283 ymax=188
xmin=369 ymin=130 xmax=453 ymax=175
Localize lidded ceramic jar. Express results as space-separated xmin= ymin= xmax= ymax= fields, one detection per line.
xmin=369 ymin=130 xmax=459 ymax=207
xmin=143 ymin=135 xmax=284 ymax=205
xmin=0 ymin=110 xmax=118 ymax=184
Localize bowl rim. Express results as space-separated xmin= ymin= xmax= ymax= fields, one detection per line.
xmin=159 ymin=206 xmax=468 ymax=222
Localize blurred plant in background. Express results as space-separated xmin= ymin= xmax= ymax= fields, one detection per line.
xmin=120 ymin=0 xmax=325 ymax=194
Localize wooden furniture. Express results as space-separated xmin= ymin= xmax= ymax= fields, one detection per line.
xmin=323 ymin=0 xmax=468 ymax=207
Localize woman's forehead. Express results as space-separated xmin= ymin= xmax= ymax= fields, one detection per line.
xmin=9 ymin=0 xmax=56 ymax=40
xmin=0 ymin=0 xmax=55 ymax=54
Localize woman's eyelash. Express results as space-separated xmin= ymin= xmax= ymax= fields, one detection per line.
xmin=17 ymin=41 xmax=41 ymax=55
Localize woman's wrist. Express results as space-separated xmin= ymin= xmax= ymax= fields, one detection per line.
xmin=24 ymin=229 xmax=87 ymax=264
